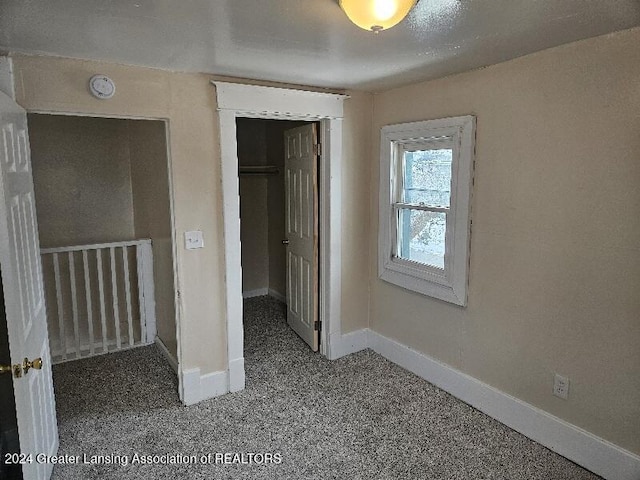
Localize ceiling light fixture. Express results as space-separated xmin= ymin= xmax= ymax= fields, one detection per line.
xmin=339 ymin=0 xmax=417 ymax=33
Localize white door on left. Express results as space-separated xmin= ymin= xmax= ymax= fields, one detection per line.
xmin=0 ymin=91 xmax=58 ymax=480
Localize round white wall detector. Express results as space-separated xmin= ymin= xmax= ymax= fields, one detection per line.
xmin=88 ymin=74 xmax=116 ymax=99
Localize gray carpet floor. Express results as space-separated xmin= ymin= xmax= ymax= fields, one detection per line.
xmin=50 ymin=296 xmax=600 ymax=479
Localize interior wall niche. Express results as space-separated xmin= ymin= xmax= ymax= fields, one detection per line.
xmin=28 ymin=114 xmax=178 ymax=359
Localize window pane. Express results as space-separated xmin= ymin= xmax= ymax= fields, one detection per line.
xmin=403 ymin=149 xmax=452 ymax=208
xmin=398 ymin=209 xmax=446 ymax=269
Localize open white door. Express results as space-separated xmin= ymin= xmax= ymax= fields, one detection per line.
xmin=284 ymin=124 xmax=319 ymax=351
xmin=0 ymin=92 xmax=58 ymax=479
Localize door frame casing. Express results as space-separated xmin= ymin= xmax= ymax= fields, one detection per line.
xmin=213 ymin=81 xmax=348 ymax=392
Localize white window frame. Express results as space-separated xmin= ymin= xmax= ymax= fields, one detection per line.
xmin=378 ymin=115 xmax=475 ymax=306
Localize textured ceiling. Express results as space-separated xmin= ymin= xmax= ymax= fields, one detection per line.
xmin=1 ymin=0 xmax=639 ymax=91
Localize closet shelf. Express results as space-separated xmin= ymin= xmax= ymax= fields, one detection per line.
xmin=238 ymin=165 xmax=279 ymax=176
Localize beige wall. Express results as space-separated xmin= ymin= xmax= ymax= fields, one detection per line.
xmin=129 ymin=119 xmax=177 ymax=358
xmin=341 ymin=91 xmax=373 ymax=333
xmin=28 ymin=114 xmax=136 ymax=248
xmin=239 ymin=177 xmax=269 ymax=292
xmin=13 ymin=55 xmax=227 ymax=375
xmin=370 ymin=28 xmax=640 ymax=454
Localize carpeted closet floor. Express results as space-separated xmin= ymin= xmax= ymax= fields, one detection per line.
xmin=50 ymin=296 xmax=600 ymax=479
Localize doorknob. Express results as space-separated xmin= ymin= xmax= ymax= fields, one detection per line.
xmin=23 ymin=357 xmax=43 ymax=375
xmin=1 ymin=363 xmax=23 ymax=378
xmin=0 ymin=358 xmax=42 ymax=377
xmin=282 ymin=240 xmax=290 ymax=245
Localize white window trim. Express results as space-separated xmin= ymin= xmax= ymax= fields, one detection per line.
xmin=378 ymin=115 xmax=476 ymax=306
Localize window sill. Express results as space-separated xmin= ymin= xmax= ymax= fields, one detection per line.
xmin=379 ymin=260 xmax=467 ymax=306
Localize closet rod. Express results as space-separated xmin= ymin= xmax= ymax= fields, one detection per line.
xmin=239 ymin=165 xmax=279 ymax=176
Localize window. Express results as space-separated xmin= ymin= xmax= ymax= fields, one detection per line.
xmin=378 ymin=116 xmax=475 ymax=306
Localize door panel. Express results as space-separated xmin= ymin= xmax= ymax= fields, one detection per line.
xmin=0 ymin=91 xmax=58 ymax=480
xmin=284 ymin=124 xmax=318 ymax=351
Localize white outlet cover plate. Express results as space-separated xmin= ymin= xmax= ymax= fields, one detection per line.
xmin=553 ymin=373 xmax=570 ymax=400
xmin=185 ymin=230 xmax=204 ymax=250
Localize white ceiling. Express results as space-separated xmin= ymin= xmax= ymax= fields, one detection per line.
xmin=1 ymin=0 xmax=638 ymax=91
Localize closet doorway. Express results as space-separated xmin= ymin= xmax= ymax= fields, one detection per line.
xmin=237 ymin=118 xmax=321 ymax=352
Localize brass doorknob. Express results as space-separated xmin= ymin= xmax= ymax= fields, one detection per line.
xmin=23 ymin=357 xmax=43 ymax=375
xmin=282 ymin=239 xmax=290 ymax=245
xmin=1 ymin=363 xmax=23 ymax=378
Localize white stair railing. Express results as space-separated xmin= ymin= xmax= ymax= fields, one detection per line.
xmin=40 ymin=239 xmax=156 ymax=363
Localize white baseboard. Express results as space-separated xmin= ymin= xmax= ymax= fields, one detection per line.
xmin=181 ymin=367 xmax=228 ymax=406
xmin=242 ymin=288 xmax=286 ymax=303
xmin=228 ymin=357 xmax=245 ymax=393
xmin=367 ymin=330 xmax=640 ymax=480
xmin=268 ymin=288 xmax=286 ymax=303
xmin=180 ymin=360 xmax=244 ymax=405
xmin=327 ymin=328 xmax=370 ymax=360
xmin=242 ymin=288 xmax=269 ymax=298
xmin=154 ymin=336 xmax=178 ymax=374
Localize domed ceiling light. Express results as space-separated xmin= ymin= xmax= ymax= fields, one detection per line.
xmin=339 ymin=0 xmax=418 ymax=33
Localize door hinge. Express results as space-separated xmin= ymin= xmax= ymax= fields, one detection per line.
xmin=314 ymin=321 xmax=321 ymax=332
xmin=314 ymin=143 xmax=321 ymax=156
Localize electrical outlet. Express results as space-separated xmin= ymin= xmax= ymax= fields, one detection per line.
xmin=553 ymin=373 xmax=569 ymax=400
